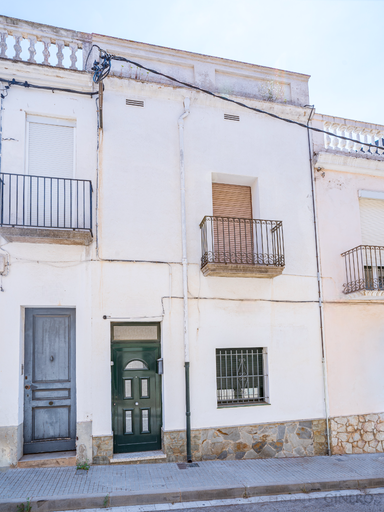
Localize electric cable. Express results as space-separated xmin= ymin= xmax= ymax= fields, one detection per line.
xmin=0 ymin=77 xmax=98 ymax=97
xmin=88 ymin=46 xmax=384 ymax=152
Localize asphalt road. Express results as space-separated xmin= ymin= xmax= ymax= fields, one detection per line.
xmin=171 ymin=494 xmax=384 ymax=511
xmin=65 ymin=489 xmax=384 ymax=512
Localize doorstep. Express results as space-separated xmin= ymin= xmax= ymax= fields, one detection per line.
xmin=110 ymin=450 xmax=167 ymax=465
xmin=17 ymin=450 xmax=76 ymax=468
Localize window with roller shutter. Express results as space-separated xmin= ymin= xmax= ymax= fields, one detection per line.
xmin=212 ymin=183 xmax=253 ymax=264
xmin=24 ymin=116 xmax=90 ymax=230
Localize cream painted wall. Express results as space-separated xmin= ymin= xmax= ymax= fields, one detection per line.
xmin=0 ymin=47 xmax=326 ymax=461
xmin=315 ymin=165 xmax=384 ymax=417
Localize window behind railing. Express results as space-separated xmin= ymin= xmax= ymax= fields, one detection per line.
xmin=0 ymin=173 xmax=92 ymax=231
xmin=342 ymin=245 xmax=384 ymax=293
xmin=200 ymin=216 xmax=284 ymax=267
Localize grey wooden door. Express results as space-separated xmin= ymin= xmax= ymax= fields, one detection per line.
xmin=24 ymin=308 xmax=76 ymax=454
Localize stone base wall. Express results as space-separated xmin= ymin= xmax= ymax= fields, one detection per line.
xmin=76 ymin=421 xmax=92 ymax=464
xmin=92 ymin=435 xmax=113 ymax=464
xmin=0 ymin=424 xmax=22 ymax=468
xmin=162 ymin=419 xmax=327 ymax=462
xmin=331 ymin=413 xmax=384 ymax=454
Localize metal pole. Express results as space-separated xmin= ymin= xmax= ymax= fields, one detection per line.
xmin=178 ymin=98 xmax=192 ymax=462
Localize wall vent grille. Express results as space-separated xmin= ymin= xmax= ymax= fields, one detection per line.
xmin=224 ymin=114 xmax=240 ymax=122
xmin=126 ymin=99 xmax=145 ymax=107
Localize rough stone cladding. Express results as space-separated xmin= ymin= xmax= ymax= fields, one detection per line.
xmin=331 ymin=413 xmax=384 ymax=455
xmin=162 ymin=419 xmax=327 ymax=462
xmin=92 ymin=435 xmax=113 ymax=464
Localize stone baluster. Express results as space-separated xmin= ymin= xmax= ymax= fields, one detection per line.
xmin=27 ymin=36 xmax=37 ymax=63
xmin=371 ymin=131 xmax=380 ymax=155
xmin=378 ymin=132 xmax=384 ymax=156
xmin=362 ymin=129 xmax=370 ymax=153
xmin=353 ymin=130 xmax=362 ymax=152
xmin=82 ymin=41 xmax=92 ymax=71
xmin=56 ymin=40 xmax=65 ymax=68
xmin=324 ymin=122 xmax=332 ymax=149
xmin=0 ymin=30 xmax=7 ymax=58
xmin=346 ymin=126 xmax=355 ymax=153
xmin=13 ymin=32 xmax=22 ymax=61
xmin=331 ymin=123 xmax=341 ymax=150
xmin=339 ymin=125 xmax=347 ymax=151
xmin=69 ymin=42 xmax=78 ymax=70
xmin=41 ymin=37 xmax=51 ymax=65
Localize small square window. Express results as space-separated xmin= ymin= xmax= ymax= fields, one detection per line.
xmin=216 ymin=348 xmax=269 ymax=407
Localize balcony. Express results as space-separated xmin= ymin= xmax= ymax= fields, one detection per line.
xmin=342 ymin=245 xmax=384 ymax=296
xmin=200 ymin=216 xmax=284 ymax=278
xmin=0 ymin=173 xmax=92 ymax=245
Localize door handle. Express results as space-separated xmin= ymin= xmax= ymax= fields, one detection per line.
xmin=135 ymin=402 xmax=139 ymax=406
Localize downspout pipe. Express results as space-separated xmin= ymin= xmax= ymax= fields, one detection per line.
xmin=306 ymin=106 xmax=331 ymax=456
xmin=178 ymin=98 xmax=192 ymax=462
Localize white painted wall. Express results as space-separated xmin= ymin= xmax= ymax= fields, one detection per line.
xmin=0 ymin=40 xmax=325 ymax=465
xmin=315 ymin=166 xmax=384 ymax=417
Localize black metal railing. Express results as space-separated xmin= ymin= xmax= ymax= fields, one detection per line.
xmin=0 ymin=173 xmax=92 ymax=233
xmin=216 ymin=348 xmax=268 ymax=406
xmin=342 ymin=245 xmax=384 ymax=293
xmin=200 ymin=216 xmax=284 ymax=268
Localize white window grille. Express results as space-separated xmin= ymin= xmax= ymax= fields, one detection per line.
xmin=216 ymin=348 xmax=269 ymax=406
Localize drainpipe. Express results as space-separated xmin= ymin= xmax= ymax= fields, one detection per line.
xmin=306 ymin=106 xmax=331 ymax=456
xmin=178 ymin=98 xmax=192 ymax=462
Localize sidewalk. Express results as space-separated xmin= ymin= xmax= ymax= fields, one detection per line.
xmin=1 ymin=453 xmax=384 ymax=512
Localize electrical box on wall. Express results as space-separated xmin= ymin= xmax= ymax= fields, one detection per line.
xmin=0 ymin=255 xmax=5 ymax=274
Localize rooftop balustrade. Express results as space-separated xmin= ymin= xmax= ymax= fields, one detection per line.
xmin=0 ymin=15 xmax=92 ymax=71
xmin=313 ymin=114 xmax=384 ymax=159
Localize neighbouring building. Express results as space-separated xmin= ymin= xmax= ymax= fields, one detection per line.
xmin=0 ymin=15 xmax=382 ymax=469
xmin=312 ymin=116 xmax=384 ymax=454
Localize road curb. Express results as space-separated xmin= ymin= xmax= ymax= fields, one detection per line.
xmin=1 ymin=477 xmax=383 ymax=511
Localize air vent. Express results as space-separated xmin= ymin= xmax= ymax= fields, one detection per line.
xmin=126 ymin=99 xmax=144 ymax=107
xmin=224 ymin=114 xmax=240 ymax=121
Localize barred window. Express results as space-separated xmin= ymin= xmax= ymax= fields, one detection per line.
xmin=216 ymin=348 xmax=268 ymax=406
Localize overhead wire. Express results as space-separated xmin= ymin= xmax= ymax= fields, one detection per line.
xmin=87 ymin=46 xmax=384 ymax=152
xmin=0 ymin=77 xmax=98 ymax=97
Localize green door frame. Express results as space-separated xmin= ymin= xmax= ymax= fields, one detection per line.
xmin=111 ymin=323 xmax=162 ymax=454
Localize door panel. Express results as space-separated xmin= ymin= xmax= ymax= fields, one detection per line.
xmin=24 ymin=308 xmax=76 ymax=454
xmin=112 ymin=343 xmax=161 ymax=453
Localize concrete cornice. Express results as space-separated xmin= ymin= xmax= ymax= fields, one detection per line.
xmin=314 ymin=150 xmax=384 ymax=177
xmin=93 ymin=34 xmax=310 ymax=84
xmin=0 ymin=58 xmax=95 ymax=93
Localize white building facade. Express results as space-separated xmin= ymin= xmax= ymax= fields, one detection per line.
xmin=4 ymin=15 xmax=380 ymax=467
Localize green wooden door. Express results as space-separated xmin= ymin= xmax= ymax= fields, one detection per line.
xmin=112 ymin=342 xmax=161 ymax=453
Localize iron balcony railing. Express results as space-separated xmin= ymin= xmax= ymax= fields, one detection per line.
xmin=342 ymin=245 xmax=384 ymax=293
xmin=0 ymin=173 xmax=92 ymax=234
xmin=200 ymin=216 xmax=284 ymax=268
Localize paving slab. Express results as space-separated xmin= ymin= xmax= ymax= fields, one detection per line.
xmin=1 ymin=454 xmax=384 ymax=511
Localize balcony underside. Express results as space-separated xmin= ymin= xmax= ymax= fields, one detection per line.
xmin=201 ymin=262 xmax=284 ymax=278
xmin=0 ymin=226 xmax=92 ymax=246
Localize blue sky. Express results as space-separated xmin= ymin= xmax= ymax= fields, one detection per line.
xmin=2 ymin=0 xmax=384 ymax=125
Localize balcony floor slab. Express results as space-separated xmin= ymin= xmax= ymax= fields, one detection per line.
xmin=201 ymin=263 xmax=284 ymax=278
xmin=0 ymin=226 xmax=92 ymax=246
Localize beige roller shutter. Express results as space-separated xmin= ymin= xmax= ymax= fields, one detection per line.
xmin=212 ymin=183 xmax=252 ymax=218
xmin=212 ymin=183 xmax=253 ymax=263
xmin=359 ymin=198 xmax=384 ymax=246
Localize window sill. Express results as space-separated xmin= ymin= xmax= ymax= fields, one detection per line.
xmin=217 ymin=401 xmax=270 ymax=409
